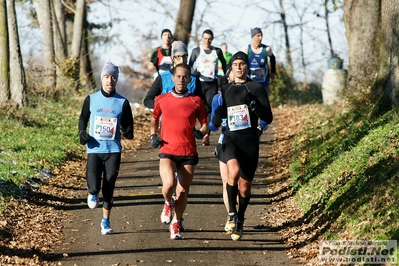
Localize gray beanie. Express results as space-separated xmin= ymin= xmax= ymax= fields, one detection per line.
xmin=251 ymin=27 xmax=263 ymax=38
xmin=171 ymin=41 xmax=188 ymax=58
xmin=101 ymin=62 xmax=119 ymax=81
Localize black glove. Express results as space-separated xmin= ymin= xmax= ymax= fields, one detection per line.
xmin=150 ymin=134 xmax=163 ymax=148
xmin=239 ymin=93 xmax=256 ymax=110
xmin=122 ymin=127 xmax=134 ymax=139
xmin=205 ymin=102 xmax=212 ymax=113
xmin=193 ymin=128 xmax=204 ymax=140
xmin=79 ymin=130 xmax=90 ymax=145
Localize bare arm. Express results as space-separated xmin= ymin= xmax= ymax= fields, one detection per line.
xmin=199 ymin=122 xmax=209 ymax=136
xmin=150 ymin=116 xmax=160 ymax=136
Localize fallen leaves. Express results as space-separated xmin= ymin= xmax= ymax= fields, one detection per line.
xmin=261 ymin=104 xmax=328 ymax=265
xmin=0 ymin=105 xmax=324 ymax=265
xmin=0 ymin=112 xmax=151 ymax=265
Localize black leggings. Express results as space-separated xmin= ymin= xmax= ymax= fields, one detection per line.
xmin=86 ymin=153 xmax=121 ymax=210
xmin=202 ymin=80 xmax=218 ymax=134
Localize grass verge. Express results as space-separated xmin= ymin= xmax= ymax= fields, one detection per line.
xmin=0 ymin=98 xmax=83 ymax=204
xmin=291 ymin=103 xmax=399 ymax=263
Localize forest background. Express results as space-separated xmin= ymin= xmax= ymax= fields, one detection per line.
xmin=14 ymin=0 xmax=347 ymax=105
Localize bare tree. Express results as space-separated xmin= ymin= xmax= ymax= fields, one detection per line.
xmin=33 ymin=0 xmax=56 ymax=90
xmin=79 ymin=18 xmax=96 ymax=91
xmin=7 ymin=0 xmax=27 ymax=106
xmin=0 ymin=0 xmax=27 ymax=106
xmin=343 ymin=0 xmax=399 ymax=114
xmin=323 ymin=0 xmax=334 ymax=58
xmin=0 ymin=0 xmax=9 ymax=104
xmin=69 ymin=0 xmax=86 ymax=90
xmin=174 ymin=0 xmax=196 ymax=44
xmin=70 ymin=0 xmax=85 ymax=59
xmin=52 ymin=0 xmax=67 ymax=62
xmin=290 ymin=0 xmax=313 ymax=83
xmin=278 ymin=0 xmax=293 ymax=75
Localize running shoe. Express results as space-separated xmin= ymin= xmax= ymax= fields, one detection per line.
xmin=231 ymin=219 xmax=243 ymax=241
xmin=169 ymin=220 xmax=182 ymax=240
xmin=224 ymin=214 xmax=236 ymax=232
xmin=100 ymin=218 xmax=114 ymax=235
xmin=202 ymin=134 xmax=210 ymax=146
xmin=160 ymin=198 xmax=174 ymax=224
xmin=87 ymin=193 xmax=99 ymax=209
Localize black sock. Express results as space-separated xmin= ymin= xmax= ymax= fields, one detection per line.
xmin=226 ymin=183 xmax=238 ymax=214
xmin=237 ymin=193 xmax=251 ymax=221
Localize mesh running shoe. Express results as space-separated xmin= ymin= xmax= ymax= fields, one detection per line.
xmin=231 ymin=219 xmax=243 ymax=241
xmin=169 ymin=220 xmax=182 ymax=240
xmin=202 ymin=134 xmax=210 ymax=146
xmin=101 ymin=218 xmax=114 ymax=235
xmin=224 ymin=214 xmax=236 ymax=232
xmin=160 ymin=198 xmax=174 ymax=224
xmin=87 ymin=193 xmax=99 ymax=209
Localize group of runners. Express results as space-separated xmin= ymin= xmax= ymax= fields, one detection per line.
xmin=78 ymin=27 xmax=275 ymax=241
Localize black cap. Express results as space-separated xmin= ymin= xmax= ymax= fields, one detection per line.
xmin=161 ymin=29 xmax=172 ymax=37
xmin=231 ymin=51 xmax=249 ymax=66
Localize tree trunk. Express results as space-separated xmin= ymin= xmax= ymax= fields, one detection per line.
xmin=70 ymin=0 xmax=86 ymax=91
xmin=70 ymin=0 xmax=85 ymax=59
xmin=343 ymin=0 xmax=381 ymax=96
xmin=65 ymin=13 xmax=74 ymax=54
xmin=380 ymin=0 xmax=399 ymax=107
xmin=174 ymin=0 xmax=196 ymax=44
xmin=344 ymin=0 xmax=399 ymax=115
xmin=52 ymin=0 xmax=67 ymax=62
xmin=79 ymin=22 xmax=96 ymax=91
xmin=33 ymin=0 xmax=56 ymax=91
xmin=278 ymin=0 xmax=293 ymax=76
xmin=324 ymin=0 xmax=334 ymax=58
xmin=0 ymin=0 xmax=9 ymax=104
xmin=7 ymin=0 xmax=27 ymax=106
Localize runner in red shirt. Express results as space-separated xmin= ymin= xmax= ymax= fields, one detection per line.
xmin=150 ymin=63 xmax=208 ymax=240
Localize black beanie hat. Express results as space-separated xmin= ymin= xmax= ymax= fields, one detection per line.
xmin=161 ymin=29 xmax=172 ymax=37
xmin=231 ymin=51 xmax=249 ymax=66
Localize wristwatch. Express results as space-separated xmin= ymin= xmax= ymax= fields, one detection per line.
xmin=249 ymin=100 xmax=256 ymax=111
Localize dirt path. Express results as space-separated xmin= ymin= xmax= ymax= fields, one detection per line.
xmin=52 ymin=126 xmax=301 ymax=266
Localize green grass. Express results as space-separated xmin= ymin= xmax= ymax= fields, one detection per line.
xmin=0 ymin=98 xmax=83 ymax=202
xmin=291 ymin=104 xmax=399 ymax=261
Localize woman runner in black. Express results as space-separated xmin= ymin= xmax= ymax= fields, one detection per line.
xmin=212 ymin=51 xmax=273 ymax=240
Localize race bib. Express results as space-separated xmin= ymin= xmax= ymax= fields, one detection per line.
xmin=158 ymin=56 xmax=173 ymax=72
xmin=198 ymin=62 xmax=216 ymax=79
xmin=227 ymin=104 xmax=251 ymax=131
xmin=249 ymin=68 xmax=266 ymax=83
xmin=93 ymin=116 xmax=117 ymax=140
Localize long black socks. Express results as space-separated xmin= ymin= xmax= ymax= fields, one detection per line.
xmin=226 ymin=183 xmax=251 ymax=221
xmin=226 ymin=183 xmax=238 ymax=214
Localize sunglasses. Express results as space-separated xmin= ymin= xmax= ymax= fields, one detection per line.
xmin=173 ymin=54 xmax=188 ymax=60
